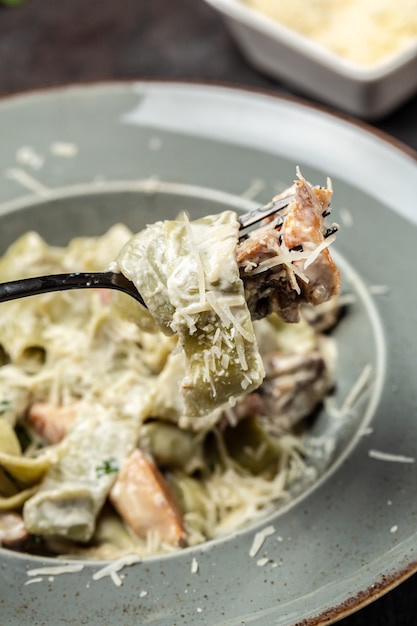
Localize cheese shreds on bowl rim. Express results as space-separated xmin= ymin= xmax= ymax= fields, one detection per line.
xmin=26 ymin=563 xmax=85 ymax=577
xmin=368 ymin=450 xmax=415 ymax=463
xmin=249 ymin=525 xmax=276 ymax=557
xmin=92 ymin=554 xmax=141 ymax=586
xmin=25 ymin=577 xmax=44 ymax=585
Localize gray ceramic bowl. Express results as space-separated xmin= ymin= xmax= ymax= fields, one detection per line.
xmin=1 ymin=82 xmax=417 ymax=626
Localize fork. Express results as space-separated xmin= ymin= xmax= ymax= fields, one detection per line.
xmin=0 ymin=194 xmax=294 ymax=305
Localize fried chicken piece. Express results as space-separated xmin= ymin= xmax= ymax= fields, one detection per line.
xmin=110 ymin=449 xmax=186 ymax=546
xmin=27 ymin=402 xmax=78 ymax=444
xmin=237 ymin=176 xmax=340 ymax=323
xmin=0 ymin=512 xmax=28 ymax=549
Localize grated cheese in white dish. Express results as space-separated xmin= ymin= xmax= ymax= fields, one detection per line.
xmin=243 ymin=0 xmax=417 ymax=66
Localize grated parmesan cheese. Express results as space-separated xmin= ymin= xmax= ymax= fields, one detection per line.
xmin=249 ymin=525 xmax=276 ymax=557
xmin=241 ymin=178 xmax=266 ymax=200
xmin=325 ymin=363 xmax=373 ymax=419
xmin=24 ymin=577 xmax=44 ymax=585
xmin=340 ymin=208 xmax=353 ymax=228
xmin=16 ymin=146 xmax=44 ymax=170
xmin=26 ymin=564 xmax=85 ymax=577
xmin=368 ymin=450 xmax=415 ymax=463
xmin=50 ymin=142 xmax=79 ymax=157
xmin=4 ymin=168 xmax=51 ymax=196
xmin=303 ymin=234 xmax=337 ymax=269
xmin=243 ymin=0 xmax=417 ymax=66
xmin=369 ymin=284 xmax=390 ymax=295
xmin=92 ymin=554 xmax=141 ymax=586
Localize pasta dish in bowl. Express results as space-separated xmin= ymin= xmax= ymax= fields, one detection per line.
xmin=2 ymin=80 xmax=408 ymax=626
xmin=0 ymin=174 xmax=347 ymax=560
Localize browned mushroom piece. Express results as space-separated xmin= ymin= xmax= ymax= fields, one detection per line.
xmin=260 ymin=350 xmax=332 ymax=431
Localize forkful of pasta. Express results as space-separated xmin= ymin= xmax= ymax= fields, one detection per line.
xmin=0 ymin=173 xmax=340 ymax=327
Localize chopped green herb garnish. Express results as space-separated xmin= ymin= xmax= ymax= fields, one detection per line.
xmin=95 ymin=458 xmax=119 ymax=478
xmin=0 ymin=399 xmax=12 ymax=415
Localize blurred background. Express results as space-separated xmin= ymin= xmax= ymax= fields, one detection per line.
xmin=0 ymin=1 xmax=416 ymax=624
xmin=0 ymin=0 xmax=416 ymax=148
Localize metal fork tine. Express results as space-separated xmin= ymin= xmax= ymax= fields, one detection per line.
xmin=238 ymin=194 xmax=295 ymax=234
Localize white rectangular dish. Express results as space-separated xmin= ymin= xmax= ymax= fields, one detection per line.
xmin=204 ymin=0 xmax=417 ymax=119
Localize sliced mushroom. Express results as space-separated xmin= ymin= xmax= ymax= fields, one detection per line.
xmin=260 ymin=350 xmax=331 ymax=431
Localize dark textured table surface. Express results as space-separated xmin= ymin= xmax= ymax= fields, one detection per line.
xmin=1 ymin=1 xmax=417 ymax=625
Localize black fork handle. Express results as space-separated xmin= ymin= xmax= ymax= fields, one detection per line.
xmin=0 ymin=271 xmax=146 ymax=306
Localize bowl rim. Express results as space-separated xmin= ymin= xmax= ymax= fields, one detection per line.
xmin=1 ymin=80 xmax=417 ymax=626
